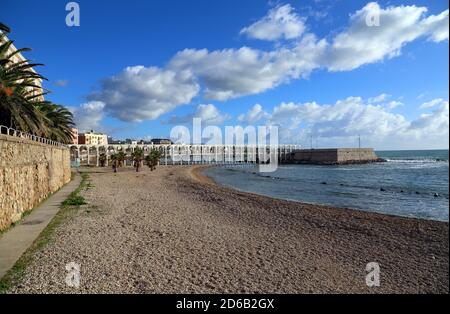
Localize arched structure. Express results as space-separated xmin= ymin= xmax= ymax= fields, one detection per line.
xmin=69 ymin=144 xmax=300 ymax=167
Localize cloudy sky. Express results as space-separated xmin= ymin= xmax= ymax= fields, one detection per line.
xmin=2 ymin=0 xmax=449 ymax=149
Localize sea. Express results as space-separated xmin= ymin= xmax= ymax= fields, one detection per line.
xmin=204 ymin=150 xmax=449 ymax=222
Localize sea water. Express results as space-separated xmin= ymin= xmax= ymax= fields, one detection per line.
xmin=204 ymin=150 xmax=449 ymax=221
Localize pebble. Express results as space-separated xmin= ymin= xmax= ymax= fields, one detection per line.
xmin=8 ymin=166 xmax=448 ymax=294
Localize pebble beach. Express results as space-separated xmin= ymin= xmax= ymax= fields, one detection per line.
xmin=10 ymin=166 xmax=449 ymax=293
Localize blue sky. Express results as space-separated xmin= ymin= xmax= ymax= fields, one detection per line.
xmin=1 ymin=0 xmax=449 ymax=149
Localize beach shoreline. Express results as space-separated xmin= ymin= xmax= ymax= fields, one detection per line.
xmin=193 ymin=164 xmax=449 ymax=222
xmin=196 ymin=161 xmax=449 ymax=222
xmin=9 ymin=165 xmax=449 ymax=293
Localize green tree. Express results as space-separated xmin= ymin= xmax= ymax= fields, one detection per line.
xmin=117 ymin=151 xmax=126 ymax=167
xmin=35 ymin=101 xmax=74 ymax=142
xmin=0 ymin=28 xmax=46 ymax=132
xmin=110 ymin=153 xmax=119 ymax=172
xmin=145 ymin=148 xmax=162 ymax=171
xmin=0 ymin=23 xmax=74 ymax=143
xmin=110 ymin=152 xmax=126 ymax=172
xmin=131 ymin=147 xmax=144 ymax=172
xmin=99 ymin=153 xmax=107 ymax=167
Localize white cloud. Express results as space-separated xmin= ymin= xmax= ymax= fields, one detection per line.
xmin=72 ymin=101 xmax=105 ymax=132
xmin=168 ymin=34 xmax=327 ymax=101
xmin=167 ymin=3 xmax=447 ymax=101
xmin=195 ymin=104 xmax=231 ymax=124
xmin=385 ymin=100 xmax=403 ymax=110
xmin=368 ymin=93 xmax=390 ymax=103
xmin=54 ymin=79 xmax=69 ymax=87
xmin=166 ymin=104 xmax=231 ymax=125
xmin=238 ymin=104 xmax=270 ymax=123
xmin=326 ymin=3 xmax=449 ymax=71
xmin=367 ymin=94 xmax=403 ymax=109
xmin=420 ymin=98 xmax=447 ymax=109
xmin=88 ymin=66 xmax=199 ymax=122
xmin=409 ymin=100 xmax=449 ymax=134
xmin=78 ymin=3 xmax=448 ymax=125
xmin=240 ymin=4 xmax=306 ymax=41
xmin=421 ymin=9 xmax=450 ymax=42
xmin=253 ymin=96 xmax=449 ymax=149
xmin=169 ymin=47 xmax=280 ymax=100
xmin=417 ymin=92 xmax=427 ymax=99
xmin=269 ymin=97 xmax=409 ymax=138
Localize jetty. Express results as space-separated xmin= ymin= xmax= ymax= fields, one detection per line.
xmin=291 ymin=148 xmax=385 ymax=165
xmin=68 ymin=145 xmax=386 ymax=167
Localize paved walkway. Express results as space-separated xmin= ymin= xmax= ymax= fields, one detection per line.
xmin=0 ymin=174 xmax=81 ymax=279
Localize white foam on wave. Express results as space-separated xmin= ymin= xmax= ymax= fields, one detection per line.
xmin=386 ymin=158 xmax=448 ymax=163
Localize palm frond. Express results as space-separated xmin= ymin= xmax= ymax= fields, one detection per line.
xmin=0 ymin=25 xmax=73 ymax=143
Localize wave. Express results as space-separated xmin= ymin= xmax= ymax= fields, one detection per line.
xmin=386 ymin=158 xmax=448 ymax=163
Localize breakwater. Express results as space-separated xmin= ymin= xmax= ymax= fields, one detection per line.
xmin=293 ymin=148 xmax=384 ymax=165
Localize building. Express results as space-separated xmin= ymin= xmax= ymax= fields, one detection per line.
xmin=107 ymin=136 xmax=125 ymax=145
xmin=0 ymin=33 xmax=44 ymax=101
xmin=78 ymin=131 xmax=108 ymax=145
xmin=137 ymin=140 xmax=152 ymax=145
xmin=151 ymin=138 xmax=173 ymax=145
xmin=71 ymin=128 xmax=79 ymax=145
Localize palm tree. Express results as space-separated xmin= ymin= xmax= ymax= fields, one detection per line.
xmin=1 ymin=24 xmax=47 ymax=131
xmin=99 ymin=153 xmax=107 ymax=167
xmin=0 ymin=23 xmax=74 ymax=143
xmin=110 ymin=151 xmax=127 ymax=172
xmin=131 ymin=147 xmax=144 ymax=172
xmin=0 ymin=23 xmax=10 ymax=33
xmin=145 ymin=148 xmax=161 ymax=171
xmin=110 ymin=153 xmax=119 ymax=172
xmin=35 ymin=101 xmax=74 ymax=142
xmin=117 ymin=151 xmax=126 ymax=167
xmin=0 ymin=82 xmax=43 ymax=133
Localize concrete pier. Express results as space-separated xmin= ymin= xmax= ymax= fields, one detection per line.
xmin=292 ymin=148 xmax=385 ymax=165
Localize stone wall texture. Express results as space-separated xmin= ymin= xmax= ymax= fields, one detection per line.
xmin=0 ymin=134 xmax=71 ymax=231
xmin=293 ymin=148 xmax=380 ymax=164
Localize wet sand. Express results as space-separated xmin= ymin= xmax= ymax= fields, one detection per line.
xmin=10 ymin=166 xmax=449 ymax=293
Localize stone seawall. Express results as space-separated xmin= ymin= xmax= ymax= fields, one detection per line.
xmin=0 ymin=134 xmax=71 ymax=231
xmin=293 ymin=148 xmax=384 ymax=165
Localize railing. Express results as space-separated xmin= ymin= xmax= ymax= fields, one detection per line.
xmin=69 ymin=144 xmax=301 ymax=166
xmin=0 ymin=125 xmax=65 ymax=147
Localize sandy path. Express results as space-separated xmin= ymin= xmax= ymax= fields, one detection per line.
xmin=10 ymin=166 xmax=448 ymax=293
